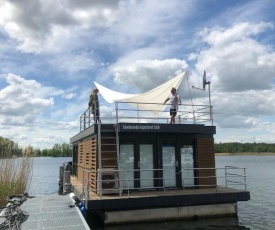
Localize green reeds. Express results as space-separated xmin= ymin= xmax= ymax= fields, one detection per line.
xmin=0 ymin=145 xmax=33 ymax=208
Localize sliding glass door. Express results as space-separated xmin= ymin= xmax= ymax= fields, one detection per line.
xmin=119 ymin=144 xmax=134 ymax=189
xmin=119 ymin=137 xmax=195 ymax=191
xmin=181 ymin=145 xmax=194 ymax=187
xmin=139 ymin=144 xmax=154 ymax=188
xmin=120 ymin=143 xmax=155 ymax=189
xmin=162 ymin=145 xmax=176 ymax=187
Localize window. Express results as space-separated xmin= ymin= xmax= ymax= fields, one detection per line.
xmin=181 ymin=145 xmax=194 ymax=187
xmin=140 ymin=144 xmax=154 ymax=188
xmin=119 ymin=144 xmax=134 ymax=189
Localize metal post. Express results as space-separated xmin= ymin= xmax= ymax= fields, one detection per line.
xmin=115 ymin=102 xmax=119 ymax=124
xmin=244 ymin=168 xmax=247 ymax=191
xmin=80 ymin=115 xmax=82 ymax=132
xmin=137 ymin=103 xmax=139 ymax=123
xmin=210 ymin=106 xmax=213 ymax=126
xmin=58 ymin=166 xmax=64 ymax=194
xmin=127 ymin=178 xmax=130 ymax=197
xmin=225 ymin=167 xmax=228 ymax=188
xmin=163 ymin=177 xmax=166 ymax=195
xmin=64 ymin=171 xmax=71 ymax=194
xmin=182 ymin=169 xmax=184 ymax=190
xmin=215 ymin=168 xmax=218 ymax=193
xmin=59 ymin=166 xmax=64 ymax=181
xmin=98 ymin=138 xmax=102 ymax=196
xmin=84 ymin=112 xmax=86 ymax=129
xmin=208 ymin=84 xmax=213 ymax=125
xmin=87 ymin=180 xmax=90 ymax=201
xmin=88 ymin=108 xmax=91 ymax=127
xmin=82 ymin=168 xmax=84 ymax=194
xmin=115 ymin=102 xmax=122 ymax=196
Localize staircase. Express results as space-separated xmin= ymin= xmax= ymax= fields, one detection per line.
xmin=99 ymin=125 xmax=118 ymax=169
xmin=101 ymin=136 xmax=118 ymax=168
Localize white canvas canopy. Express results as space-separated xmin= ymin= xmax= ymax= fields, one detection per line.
xmin=94 ymin=71 xmax=186 ymax=113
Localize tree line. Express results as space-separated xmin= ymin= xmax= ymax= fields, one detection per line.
xmin=1 ymin=136 xmax=274 ymax=158
xmin=0 ymin=136 xmax=72 ymax=158
xmin=214 ymin=142 xmax=275 ymax=153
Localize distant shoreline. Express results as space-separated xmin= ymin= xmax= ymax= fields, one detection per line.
xmin=215 ymin=152 xmax=275 ymax=156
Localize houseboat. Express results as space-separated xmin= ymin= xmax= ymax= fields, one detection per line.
xmin=68 ymin=72 xmax=250 ymax=225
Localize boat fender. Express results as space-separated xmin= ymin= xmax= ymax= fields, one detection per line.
xmin=78 ymin=202 xmax=83 ymax=209
xmin=80 ymin=206 xmax=87 ymax=219
xmin=78 ymin=202 xmax=87 ymax=218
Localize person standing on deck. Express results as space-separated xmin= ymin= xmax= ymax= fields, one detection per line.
xmin=164 ymin=87 xmax=181 ymax=124
xmin=88 ymin=88 xmax=100 ymax=123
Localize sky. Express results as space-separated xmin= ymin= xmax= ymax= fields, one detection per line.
xmin=0 ymin=0 xmax=274 ymax=149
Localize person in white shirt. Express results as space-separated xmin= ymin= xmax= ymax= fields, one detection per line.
xmin=164 ymin=87 xmax=181 ymax=124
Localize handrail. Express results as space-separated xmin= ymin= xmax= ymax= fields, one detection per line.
xmin=76 ymin=165 xmax=247 ymax=199
xmin=80 ymin=101 xmax=213 ymax=132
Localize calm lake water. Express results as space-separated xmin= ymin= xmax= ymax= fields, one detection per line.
xmin=28 ymin=156 xmax=275 ymax=230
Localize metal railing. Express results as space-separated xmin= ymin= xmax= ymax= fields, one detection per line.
xmin=179 ymin=166 xmax=247 ymax=191
xmin=80 ymin=101 xmax=213 ymax=131
xmin=77 ymin=165 xmax=247 ymax=199
xmin=224 ymin=166 xmax=247 ymax=190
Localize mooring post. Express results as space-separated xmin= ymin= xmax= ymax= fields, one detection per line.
xmin=64 ymin=171 xmax=71 ymax=194
xmin=58 ymin=166 xmax=64 ymax=194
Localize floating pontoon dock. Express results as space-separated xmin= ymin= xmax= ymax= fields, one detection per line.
xmin=19 ymin=194 xmax=89 ymax=230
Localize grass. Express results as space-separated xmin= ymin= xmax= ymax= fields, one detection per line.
xmin=0 ymin=147 xmax=33 ymax=208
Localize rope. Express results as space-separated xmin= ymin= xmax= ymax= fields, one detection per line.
xmin=0 ymin=193 xmax=34 ymax=230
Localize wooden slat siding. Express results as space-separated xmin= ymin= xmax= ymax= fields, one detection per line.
xmin=77 ymin=166 xmax=84 ymax=185
xmin=79 ymin=144 xmax=84 ymax=166
xmin=77 ymin=138 xmax=97 ymax=193
xmin=197 ymin=137 xmax=216 ymax=188
xmin=76 ymin=135 xmax=118 ymax=193
xmin=77 ymin=142 xmax=84 ymax=184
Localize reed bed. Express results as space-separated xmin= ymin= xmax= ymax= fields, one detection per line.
xmin=0 ymin=146 xmax=34 ymax=208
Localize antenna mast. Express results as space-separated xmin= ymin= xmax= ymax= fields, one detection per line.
xmin=192 ymin=71 xmax=213 ymax=125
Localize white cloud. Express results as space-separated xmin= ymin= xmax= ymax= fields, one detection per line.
xmin=195 ymin=22 xmax=275 ymax=92
xmin=0 ymin=0 xmax=194 ymax=55
xmin=0 ymin=119 xmax=79 ymax=149
xmin=0 ymin=74 xmax=54 ymax=125
xmin=112 ymin=59 xmax=188 ymax=92
xmin=62 ymin=93 xmax=76 ymax=99
xmin=0 ymin=0 xmax=125 ymax=53
xmin=188 ymin=22 xmax=275 ymax=141
xmin=200 ymin=22 xmax=273 ymax=48
xmin=50 ymin=53 xmax=96 ymax=75
xmin=212 ymin=90 xmax=275 ymax=119
xmin=188 ymin=53 xmax=198 ymax=61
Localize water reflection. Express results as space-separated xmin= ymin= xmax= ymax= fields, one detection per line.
xmin=87 ymin=216 xmax=250 ymax=230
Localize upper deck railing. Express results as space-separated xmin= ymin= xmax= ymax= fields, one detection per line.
xmin=80 ymin=101 xmax=213 ymax=132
